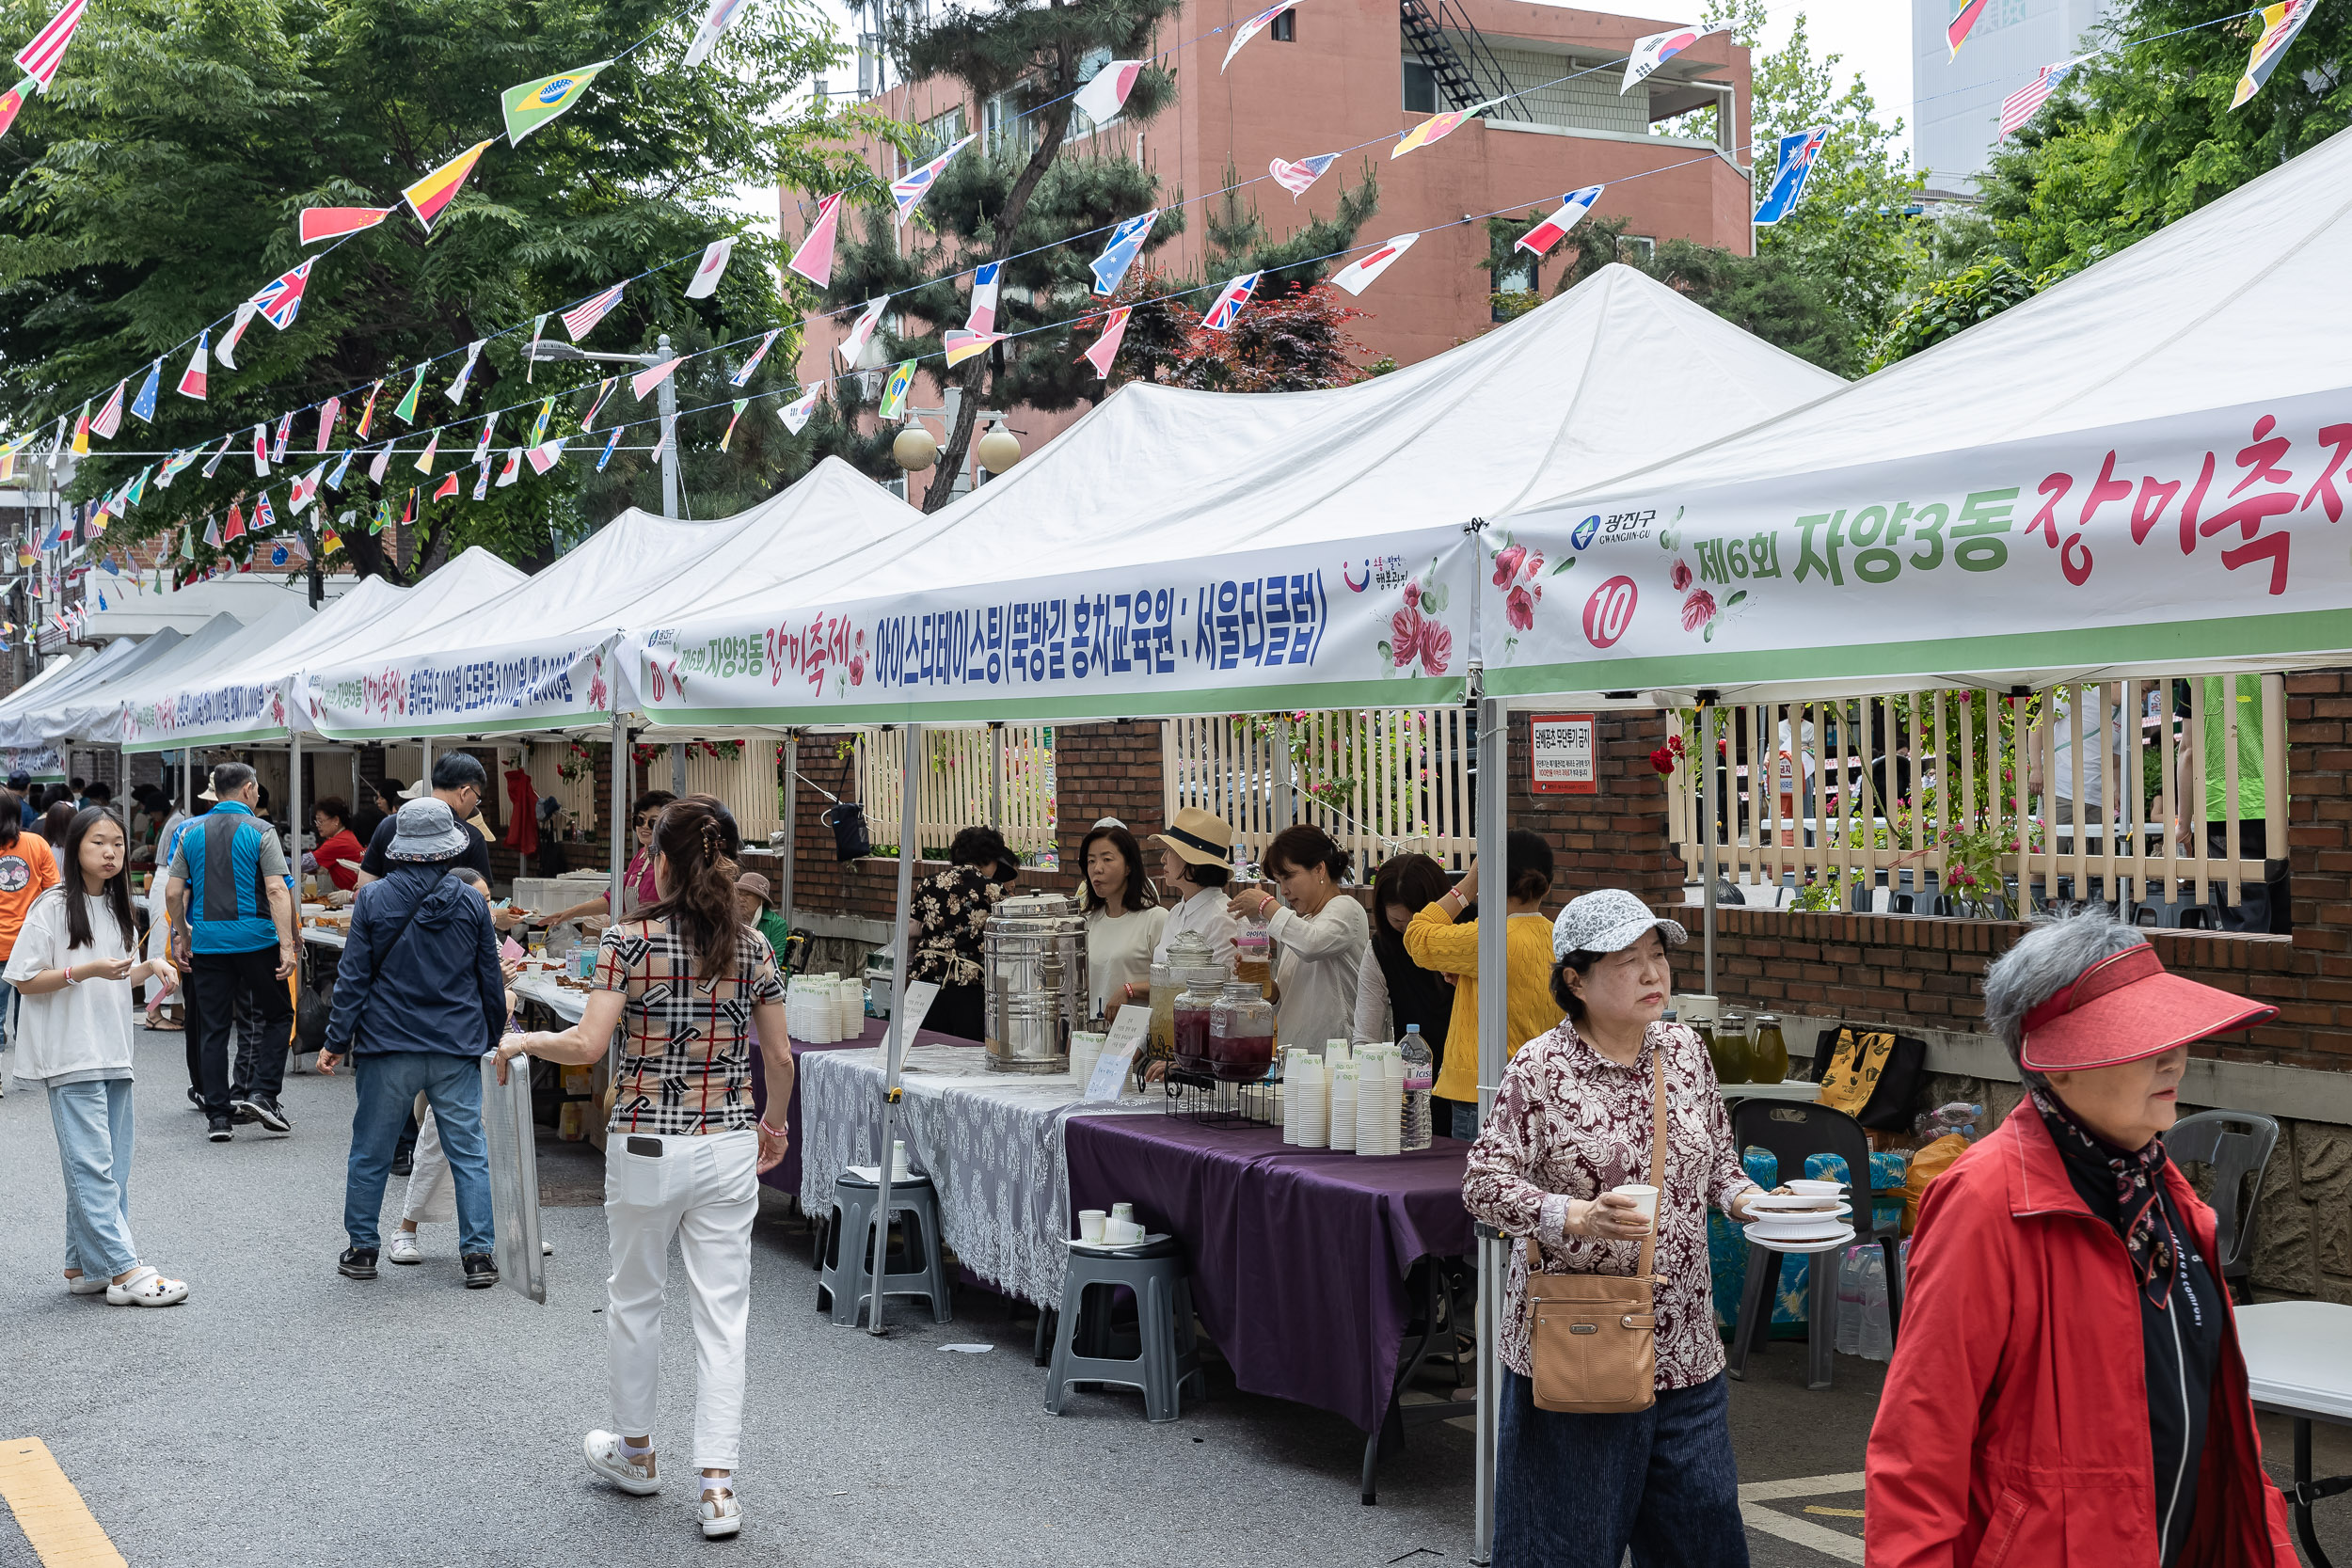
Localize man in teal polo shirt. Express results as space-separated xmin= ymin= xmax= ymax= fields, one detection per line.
xmin=166 ymin=763 xmax=298 ymax=1143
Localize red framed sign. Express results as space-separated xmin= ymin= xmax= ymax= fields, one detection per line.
xmin=1529 ymin=713 xmax=1597 ymax=795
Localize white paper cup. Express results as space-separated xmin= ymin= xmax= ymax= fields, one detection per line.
xmin=1104 ymin=1218 xmax=1145 ymax=1245
xmin=1111 ymin=1202 xmax=1136 ymax=1223
xmin=1612 ymin=1183 xmax=1661 ymax=1227
xmin=1078 ymin=1210 xmax=1107 ymax=1243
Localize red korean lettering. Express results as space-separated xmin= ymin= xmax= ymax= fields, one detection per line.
xmin=2301 ymin=422 xmax=2352 ymax=522
xmin=2027 ymin=472 xmax=2071 ymax=547
xmin=2060 ymin=532 xmax=2093 ymax=587
xmin=2229 ymin=415 xmax=2292 ymax=498
xmin=2180 ymin=451 xmax=2216 ymax=556
xmin=2130 ymin=475 xmax=2181 ymax=546
xmin=2222 ymin=532 xmax=2290 ymax=596
xmin=2077 ymin=451 xmax=2131 ymax=530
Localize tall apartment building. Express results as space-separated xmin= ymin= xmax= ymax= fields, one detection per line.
xmin=1912 ymin=0 xmax=2111 ymax=196
xmin=793 ymin=0 xmax=1754 ymax=503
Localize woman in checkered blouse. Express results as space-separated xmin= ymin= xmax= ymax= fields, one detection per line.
xmin=496 ymin=795 xmax=789 ymax=1542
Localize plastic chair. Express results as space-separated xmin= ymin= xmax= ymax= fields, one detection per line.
xmin=2163 ymin=1109 xmax=2280 ymax=1295
xmin=817 ymin=1172 xmax=952 ymax=1327
xmin=1726 ymin=1100 xmax=1902 ymax=1391
xmin=1045 ymin=1238 xmax=1205 ymax=1423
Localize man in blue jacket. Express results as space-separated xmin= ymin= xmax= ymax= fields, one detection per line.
xmin=316 ymin=798 xmax=506 ymax=1288
xmin=165 ymin=763 xmax=297 ymax=1142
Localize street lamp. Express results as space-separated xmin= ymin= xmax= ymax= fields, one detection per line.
xmin=531 ymin=331 xmax=681 ymax=518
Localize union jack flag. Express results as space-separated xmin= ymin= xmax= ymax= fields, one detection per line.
xmin=249 ymin=261 xmax=314 ymax=330
xmin=890 ymin=135 xmax=973 ymax=224
xmin=562 ymin=282 xmax=625 ymax=342
xmin=1200 ymin=271 xmax=1260 ymax=331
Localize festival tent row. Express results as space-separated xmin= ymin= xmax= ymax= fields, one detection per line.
xmin=1476 ymin=120 xmax=2352 ymax=710
xmin=0 ymin=622 xmax=220 ymax=752
xmin=116 ymin=547 xmax=528 ymax=753
xmin=31 ymin=603 xmax=312 ymax=752
xmin=0 ymin=634 xmax=158 ymax=743
xmin=618 ymin=265 xmax=1842 ymax=732
xmin=299 ymin=459 xmax=928 ymax=742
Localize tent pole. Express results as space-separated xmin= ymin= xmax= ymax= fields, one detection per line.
xmin=1472 ymin=689 xmax=1504 ymax=1565
xmin=608 ymin=718 xmax=628 ymax=921
xmin=288 ymin=729 xmax=304 ymax=1075
xmin=421 ymin=736 xmax=432 ymax=793
xmin=868 ymin=721 xmax=923 ymax=1337
xmin=1701 ymin=702 xmax=1717 ymax=995
xmin=988 ymin=722 xmax=1003 ymax=831
xmin=671 ymin=741 xmax=687 ymax=796
xmin=779 ymin=736 xmax=797 ymax=930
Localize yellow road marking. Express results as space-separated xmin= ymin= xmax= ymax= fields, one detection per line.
xmin=0 ymin=1438 xmax=124 ymax=1567
xmin=1804 ymin=1505 xmax=1867 ymax=1519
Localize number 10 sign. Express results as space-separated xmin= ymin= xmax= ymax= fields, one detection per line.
xmin=1529 ymin=714 xmax=1597 ymax=795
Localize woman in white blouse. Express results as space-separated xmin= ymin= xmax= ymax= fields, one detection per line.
xmin=1079 ymin=822 xmax=1167 ymax=1020
xmin=1230 ymin=825 xmax=1369 ymax=1049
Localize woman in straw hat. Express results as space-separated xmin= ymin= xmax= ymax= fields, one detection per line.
xmin=1149 ymin=807 xmax=1243 ymax=973
xmin=1867 ymin=908 xmax=2295 ymax=1566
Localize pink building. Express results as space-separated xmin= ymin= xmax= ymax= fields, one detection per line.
xmin=789 ymin=0 xmax=1753 ymax=505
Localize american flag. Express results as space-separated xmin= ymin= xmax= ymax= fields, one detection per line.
xmin=562 ymin=282 xmax=625 ymax=343
xmin=1269 ymin=152 xmax=1337 ymax=198
xmin=1999 ymin=63 xmax=2064 ymax=138
xmin=14 ymin=0 xmax=87 ymax=91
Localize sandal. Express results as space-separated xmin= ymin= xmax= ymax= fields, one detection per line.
xmin=105 ymin=1266 xmax=189 ymax=1307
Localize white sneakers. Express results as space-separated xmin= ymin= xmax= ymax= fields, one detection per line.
xmin=386 ymin=1230 xmax=422 ymax=1265
xmin=584 ymin=1431 xmax=742 ymax=1539
xmin=583 ymin=1431 xmax=660 ymax=1497
xmin=105 ymin=1266 xmax=188 ymax=1307
xmin=698 ymin=1486 xmax=741 ymax=1540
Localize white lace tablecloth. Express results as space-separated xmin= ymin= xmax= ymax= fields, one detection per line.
xmin=799 ymin=1043 xmax=1163 ymax=1307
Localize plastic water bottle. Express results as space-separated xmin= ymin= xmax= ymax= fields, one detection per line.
xmin=1399 ymin=1024 xmax=1434 ymax=1152
xmin=1857 ymin=1251 xmax=1893 ymax=1361
xmin=1834 ymin=1246 xmax=1867 ymax=1355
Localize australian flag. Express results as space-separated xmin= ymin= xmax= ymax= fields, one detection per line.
xmin=1753 ymin=125 xmax=1830 ymax=226
xmin=1090 ymin=210 xmax=1159 ymax=297
xmin=249 ymin=260 xmax=315 ymax=330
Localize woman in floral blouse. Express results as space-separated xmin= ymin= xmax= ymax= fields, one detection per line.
xmin=906 ymin=825 xmax=1017 ymax=1041
xmin=1463 ymin=887 xmax=1767 ymax=1568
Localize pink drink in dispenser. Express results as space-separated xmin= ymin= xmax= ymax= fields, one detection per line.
xmin=1208 ymin=981 xmax=1278 ymax=1083
xmin=1170 ymin=969 xmax=1226 ymax=1078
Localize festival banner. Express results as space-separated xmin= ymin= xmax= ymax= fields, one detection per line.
xmin=620 ymin=528 xmax=1476 ymax=727
xmin=1481 ymin=390 xmax=2352 ymax=700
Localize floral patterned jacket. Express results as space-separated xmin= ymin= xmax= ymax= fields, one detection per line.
xmin=1462 ymin=1018 xmax=1756 ymax=1386
xmin=907 ymin=863 xmax=1011 ymax=988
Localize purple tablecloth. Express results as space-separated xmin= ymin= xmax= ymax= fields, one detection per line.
xmin=1063 ymin=1116 xmax=1474 ymax=1434
xmin=748 ymin=1016 xmax=971 ymax=1194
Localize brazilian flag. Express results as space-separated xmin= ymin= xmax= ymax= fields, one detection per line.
xmin=501 ymin=61 xmax=612 ymax=146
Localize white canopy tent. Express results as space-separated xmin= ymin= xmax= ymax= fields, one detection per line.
xmin=117 ymin=546 xmax=529 ymax=753
xmin=1483 ymin=123 xmax=2352 ymax=711
xmin=626 ymin=265 xmax=1840 ymax=730
xmin=0 ymin=648 xmax=98 ymax=778
xmin=0 ymin=626 xmax=214 ymax=752
xmin=0 ymin=636 xmax=155 ymax=740
xmin=24 ymin=604 xmax=313 ymax=753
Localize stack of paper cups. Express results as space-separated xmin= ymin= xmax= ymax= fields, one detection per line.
xmin=1290 ymin=1054 xmax=1327 ymax=1147
xmin=1355 ymin=1050 xmax=1396 ymax=1155
xmin=835 ymin=978 xmax=863 ymax=1039
xmin=1329 ymin=1066 xmax=1359 ymax=1153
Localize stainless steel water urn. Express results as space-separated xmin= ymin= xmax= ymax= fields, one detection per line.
xmin=982 ymin=893 xmax=1087 ymax=1074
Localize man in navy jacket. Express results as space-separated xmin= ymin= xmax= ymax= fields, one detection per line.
xmin=318 ymin=799 xmax=506 ymax=1288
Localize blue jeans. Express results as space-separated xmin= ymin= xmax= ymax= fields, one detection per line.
xmin=1495 ymin=1370 xmax=1747 ymax=1568
xmin=345 ymin=1052 xmax=493 ymax=1255
xmin=50 ymin=1078 xmax=138 ymax=1279
xmin=1447 ymin=1097 xmax=1480 ymax=1141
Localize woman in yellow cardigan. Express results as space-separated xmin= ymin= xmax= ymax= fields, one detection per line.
xmin=1405 ymin=829 xmax=1564 ymax=1139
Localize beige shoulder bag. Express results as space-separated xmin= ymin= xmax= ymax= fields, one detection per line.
xmin=1524 ymin=1046 xmax=1666 ymax=1415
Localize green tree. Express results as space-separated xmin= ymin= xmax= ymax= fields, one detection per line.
xmin=1863 ymin=254 xmax=2043 ymax=371
xmin=0 ymin=0 xmax=887 ymax=583
xmin=1976 ymin=0 xmax=2352 ymax=278
xmin=878 ymin=0 xmax=1184 ymax=510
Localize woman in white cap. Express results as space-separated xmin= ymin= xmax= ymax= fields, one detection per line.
xmin=1867 ymin=909 xmax=2295 ymax=1567
xmin=1462 ymin=887 xmax=1767 ymax=1568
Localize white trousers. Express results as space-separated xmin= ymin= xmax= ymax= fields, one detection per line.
xmin=402 ymin=1104 xmax=455 ymax=1225
xmin=604 ymin=1127 xmax=757 ymax=1470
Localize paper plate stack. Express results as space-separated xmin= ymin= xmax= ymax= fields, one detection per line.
xmin=1741 ymin=1181 xmax=1856 ymax=1254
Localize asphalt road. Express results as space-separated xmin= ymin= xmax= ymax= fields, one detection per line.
xmin=0 ymin=1028 xmax=2342 ymax=1566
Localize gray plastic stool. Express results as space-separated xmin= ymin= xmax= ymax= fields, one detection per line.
xmin=1045 ymin=1236 xmax=1204 ymax=1422
xmin=817 ymin=1172 xmax=951 ymax=1327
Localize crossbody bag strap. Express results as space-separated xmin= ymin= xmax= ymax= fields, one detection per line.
xmin=1636 ymin=1039 xmax=1666 ymax=1283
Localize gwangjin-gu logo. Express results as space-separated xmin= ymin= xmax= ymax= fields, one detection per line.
xmin=1569 ymin=514 xmax=1601 ymax=551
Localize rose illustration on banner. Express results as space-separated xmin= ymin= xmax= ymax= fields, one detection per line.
xmin=1487 ymin=529 xmax=1548 ymax=652
xmin=1670 ymin=558 xmax=1692 ymax=592
xmin=1679 ymin=588 xmax=1716 ymax=631
xmin=587 ymin=659 xmax=609 ymax=713
xmin=1506 ymin=583 xmax=1539 ymax=631
xmin=1377 ymin=559 xmax=1452 ymax=676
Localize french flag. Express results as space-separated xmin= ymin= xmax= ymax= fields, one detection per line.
xmin=1517 ymin=185 xmax=1605 ymax=255
xmin=965 ymin=261 xmax=1003 ymax=336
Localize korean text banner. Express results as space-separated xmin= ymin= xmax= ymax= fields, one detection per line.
xmin=1483 ymin=391 xmax=2352 ymax=699
xmin=626 ymin=531 xmax=1476 ymax=727
xmin=123 ymin=678 xmax=296 ymax=748
xmin=303 ymin=638 xmax=616 ymax=739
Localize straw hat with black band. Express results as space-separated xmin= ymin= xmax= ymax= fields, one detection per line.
xmin=1152 ymin=807 xmax=1235 ymax=871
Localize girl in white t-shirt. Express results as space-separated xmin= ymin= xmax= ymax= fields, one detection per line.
xmin=5 ymin=808 xmax=185 ymax=1306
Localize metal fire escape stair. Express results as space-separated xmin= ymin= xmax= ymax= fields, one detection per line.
xmin=1399 ymin=0 xmax=1529 ymax=120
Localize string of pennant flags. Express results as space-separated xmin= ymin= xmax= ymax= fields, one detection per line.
xmin=25 ymin=0 xmax=2311 ymax=587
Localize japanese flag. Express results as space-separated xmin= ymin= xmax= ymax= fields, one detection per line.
xmin=685 ymin=236 xmax=736 ymax=299
xmin=1328 ymin=232 xmax=1421 ymax=297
